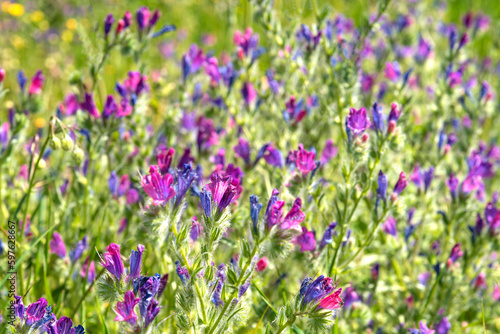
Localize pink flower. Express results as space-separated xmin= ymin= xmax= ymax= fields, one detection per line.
xmin=114 ymin=290 xmax=140 ymax=325
xmin=256 ymin=257 xmax=269 ymax=272
xmin=141 ymin=165 xmax=176 ymax=206
xmin=100 ymin=243 xmax=125 ymax=280
xmin=318 ymin=288 xmax=343 ymax=310
xmin=281 ymin=198 xmax=305 ymax=231
xmin=295 ymin=144 xmax=316 ymax=175
xmin=28 ymin=70 xmax=44 ymax=95
xmin=297 ymin=227 xmax=316 ymax=252
xmin=49 ymin=232 xmax=67 ymax=258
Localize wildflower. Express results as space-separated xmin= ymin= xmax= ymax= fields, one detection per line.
xmin=190 ymin=217 xmax=203 ymax=242
xmin=212 ymin=280 xmax=224 ymax=308
xmin=320 ymin=139 xmax=338 ymax=165
xmin=446 ymin=173 xmax=459 ymax=199
xmin=203 ymin=173 xmax=237 ymax=215
xmin=182 ymin=44 xmax=205 ymax=81
xmin=136 ymin=7 xmax=150 ymax=31
xmin=264 ymin=146 xmax=284 ymax=168
xmin=320 ymin=222 xmax=337 ymax=249
xmin=346 ymin=107 xmax=371 ymax=137
xmin=114 ymin=290 xmax=139 ymax=325
xmin=80 ymin=93 xmax=100 ymax=118
xmin=393 ymin=172 xmax=408 ymax=195
xmin=385 ymin=61 xmax=401 ymax=81
xmin=0 ymin=67 xmax=5 ymax=83
xmin=49 ymin=232 xmax=67 ymax=258
xmin=281 ymin=198 xmax=306 ymax=231
xmin=448 ymin=243 xmax=463 ymax=264
xmin=100 ymin=243 xmax=125 ymax=281
xmin=141 ymin=165 xmax=176 ymax=206
xmin=17 ymin=70 xmax=27 ymax=92
xmin=234 ymin=138 xmax=251 ymax=164
xmin=205 ymin=57 xmax=220 ymax=83
xmin=128 ymin=244 xmax=145 ymax=281
xmin=250 ymin=194 xmax=263 ymax=232
xmin=435 ymin=317 xmax=451 ymax=334
xmin=104 ymin=14 xmax=115 ymax=37
xmin=296 ymin=24 xmax=322 ymax=50
xmin=382 ymin=217 xmax=397 ymax=236
xmin=175 ymin=164 xmax=196 ymax=207
xmin=300 ymin=276 xmax=343 ymax=310
xmin=342 ymin=286 xmax=359 ymax=309
xmin=241 ymin=82 xmax=257 ymax=106
xmin=175 ymin=260 xmax=190 ymax=287
xmin=284 ymin=96 xmax=307 ymax=123
xmin=295 ymin=144 xmax=316 ymax=175
xmin=256 ymin=257 xmax=269 ymax=272
xmin=409 ymin=321 xmax=435 ymax=334
xmin=297 ymin=227 xmax=316 ymax=252
xmin=233 ymin=28 xmax=259 ymax=56
xmin=70 ymin=235 xmax=88 ymax=263
xmin=371 ymin=263 xmax=380 ymax=280
xmin=80 ymin=258 xmax=96 ymax=283
xmin=377 ymin=170 xmax=388 ymax=201
xmin=29 ymin=70 xmax=44 ymax=95
xmin=25 ymin=298 xmax=48 ymax=326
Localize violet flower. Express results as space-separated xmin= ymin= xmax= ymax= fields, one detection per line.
xmin=100 ymin=243 xmax=125 ymax=281
xmin=114 ymin=290 xmax=140 ymax=325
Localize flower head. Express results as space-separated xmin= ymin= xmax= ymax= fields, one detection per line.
xmin=141 ymin=165 xmax=176 ymax=206
xmin=347 ymin=107 xmax=371 ymax=136
xmin=100 ymin=243 xmax=125 ymax=281
xmin=114 ymin=290 xmax=139 ymax=325
xmin=49 ymin=232 xmax=67 ymax=258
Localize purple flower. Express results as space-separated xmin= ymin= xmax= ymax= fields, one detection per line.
xmin=136 ymin=7 xmax=150 ymax=30
xmin=446 ymin=173 xmax=459 ymax=199
xmin=250 ymin=194 xmax=263 ymax=232
xmin=49 ymin=232 xmax=67 ymax=258
xmin=300 ymin=276 xmax=343 ymax=310
xmin=393 ymin=172 xmax=408 ymax=195
xmin=157 ymin=147 xmax=175 ymax=175
xmin=241 ymin=82 xmax=257 ymax=106
xmin=448 ymin=243 xmax=463 ymax=264
xmin=14 ymin=295 xmax=24 ymax=320
xmin=182 ymin=44 xmax=206 ymax=81
xmin=294 ymin=144 xmax=316 ymax=175
xmin=25 ymin=298 xmax=48 ymax=326
xmin=346 ymin=107 xmax=371 ymax=136
xmin=141 ymin=166 xmax=176 ymax=206
xmin=238 ymin=279 xmax=251 ymax=299
xmin=234 ymin=138 xmax=251 ymax=164
xmin=297 ymin=227 xmax=316 ymax=252
xmin=114 ymin=290 xmax=139 ymax=325
xmin=190 ymin=217 xmax=203 ymax=242
xmin=70 ymin=235 xmax=88 ymax=263
xmin=266 ymin=200 xmax=285 ymax=229
xmin=104 ymin=14 xmax=115 ymax=37
xmin=80 ymin=93 xmax=100 ymax=118
xmin=100 ymin=243 xmax=125 ymax=280
xmin=175 ymin=164 xmax=196 ymax=208
xmin=29 ymin=70 xmax=44 ymax=95
xmin=204 ymin=57 xmax=221 ymax=83
xmin=382 ymin=217 xmax=397 ymax=236
xmin=409 ymin=321 xmax=435 ymax=334
xmin=144 ymin=298 xmax=161 ymax=328
xmin=435 ymin=317 xmax=451 ymax=334
xmin=377 ymin=170 xmax=388 ymax=200
xmin=205 ymin=173 xmax=237 ymax=214
xmin=212 ymin=280 xmax=224 ymax=308
xmin=415 ymin=37 xmax=432 ymax=63
xmin=102 ymin=95 xmax=118 ymax=118
xmin=372 ymin=102 xmax=385 ymax=133
xmin=385 ymin=61 xmax=401 ymax=81
xmin=50 ymin=316 xmax=76 ymax=334
xmin=320 ymin=222 xmax=337 ymax=249
xmin=234 ymin=28 xmax=259 ymax=56
xmin=264 ymin=146 xmax=284 ymax=168
xmin=128 ymin=244 xmax=145 ymax=282
xmin=320 ymin=139 xmax=338 ymax=165
xmin=175 ymin=260 xmax=190 ymax=287
xmin=281 ymin=198 xmax=306 ymax=231
xmin=418 ymin=272 xmax=432 ymax=286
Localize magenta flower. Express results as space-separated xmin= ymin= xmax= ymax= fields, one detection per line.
xmin=205 ymin=57 xmax=221 ymax=84
xmin=346 ymin=107 xmax=371 ymax=136
xmin=49 ymin=232 xmax=67 ymax=258
xmin=393 ymin=172 xmax=408 ymax=195
xmin=281 ymin=198 xmax=306 ymax=231
xmin=100 ymin=243 xmax=125 ymax=281
xmin=295 ymin=144 xmax=316 ymax=175
xmin=256 ymin=257 xmax=269 ymax=272
xmin=25 ymin=297 xmax=48 ymax=326
xmin=297 ymin=227 xmax=316 ymax=252
xmin=61 ymin=93 xmax=79 ymax=116
xmin=241 ymin=82 xmax=257 ymax=106
xmin=448 ymin=243 xmax=463 ymax=264
xmin=80 ymin=93 xmax=100 ymax=118
xmin=382 ymin=217 xmax=397 ymax=236
xmin=384 ymin=61 xmax=401 ymax=81
xmin=141 ymin=165 xmax=176 ymax=206
xmin=128 ymin=244 xmax=145 ymax=281
xmin=300 ymin=276 xmax=343 ymax=310
xmin=157 ymin=147 xmax=175 ymax=175
xmin=28 ymin=70 xmax=44 ymax=95
xmin=0 ymin=68 xmax=5 ymax=83
xmin=266 ymin=200 xmax=285 ymax=228
xmin=205 ymin=173 xmax=237 ymax=212
xmin=318 ymin=288 xmax=343 ymax=310
xmin=114 ymin=290 xmax=140 ymax=325
xmin=234 ymin=138 xmax=251 ymax=164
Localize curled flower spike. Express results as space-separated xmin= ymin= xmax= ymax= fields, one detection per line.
xmin=141 ymin=165 xmax=176 ymax=206
xmin=212 ymin=280 xmax=224 ymax=308
xmin=114 ymin=290 xmax=139 ymax=325
xmin=100 ymin=243 xmax=125 ymax=281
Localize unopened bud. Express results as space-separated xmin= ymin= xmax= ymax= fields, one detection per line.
xmin=444 ymin=144 xmax=451 ymax=155
xmin=391 ymin=192 xmax=398 ymax=203
xmin=50 ymin=137 xmax=61 ymax=150
xmin=61 ymin=135 xmax=73 ymax=151
xmin=387 ymin=120 xmax=396 ymax=134
xmin=361 ymin=133 xmax=370 ymax=143
xmin=72 ymin=147 xmax=84 ymax=164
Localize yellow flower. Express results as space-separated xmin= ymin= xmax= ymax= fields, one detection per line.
xmin=31 ymin=10 xmax=44 ymax=22
xmin=11 ymin=35 xmax=25 ymax=49
xmin=7 ymin=3 xmax=24 ymax=17
xmin=35 ymin=118 xmax=46 ymax=128
xmin=66 ymin=18 xmax=77 ymax=30
xmin=62 ymin=30 xmax=73 ymax=43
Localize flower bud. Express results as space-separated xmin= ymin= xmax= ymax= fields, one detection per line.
xmin=387 ymin=120 xmax=396 ymax=134
xmin=72 ymin=147 xmax=84 ymax=164
xmin=444 ymin=144 xmax=451 ymax=155
xmin=0 ymin=68 xmax=5 ymax=83
xmin=61 ymin=135 xmax=73 ymax=151
xmin=50 ymin=137 xmax=61 ymax=150
xmin=361 ymin=133 xmax=369 ymax=143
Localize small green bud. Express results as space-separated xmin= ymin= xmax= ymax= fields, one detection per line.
xmin=50 ymin=137 xmax=61 ymax=150
xmin=61 ymin=135 xmax=73 ymax=151
xmin=72 ymin=147 xmax=84 ymax=164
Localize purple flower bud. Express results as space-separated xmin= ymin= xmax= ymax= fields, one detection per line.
xmin=175 ymin=164 xmax=196 ymax=208
xmin=382 ymin=217 xmax=397 ymax=236
xmin=446 ymin=173 xmax=459 ymax=198
xmin=149 ymin=9 xmax=161 ymax=27
xmin=449 ymin=243 xmax=463 ymax=263
xmin=80 ymin=93 xmax=100 ymax=118
xmin=320 ymin=139 xmax=338 ymax=165
xmin=104 ymin=14 xmax=115 ymax=37
xmin=250 ymin=194 xmax=263 ymax=233
xmin=49 ymin=232 xmax=67 ymax=258
xmin=320 ymin=222 xmax=337 ymax=249
xmin=392 ymin=172 xmax=408 ymax=195
xmin=372 ymin=102 xmax=385 ymax=133
xmin=238 ymin=279 xmax=251 ymax=299
xmin=128 ymin=244 xmax=145 ymax=282
xmin=264 ymin=146 xmax=284 ymax=168
xmin=102 ymin=95 xmax=118 ymax=118
xmin=212 ymin=280 xmax=224 ymax=308
xmin=70 ymin=235 xmax=88 ymax=263
xmin=144 ymin=298 xmax=161 ymax=329
xmin=175 ymin=260 xmax=190 ymax=287
xmin=17 ymin=70 xmax=27 ymax=92
xmin=200 ymin=187 xmax=213 ymax=218
xmin=281 ymin=198 xmax=305 ymax=231
xmin=29 ymin=70 xmax=44 ymax=95
xmin=234 ymin=138 xmax=251 ymax=164
xmin=436 ymin=316 xmax=451 ymax=334
xmin=377 ymin=170 xmax=388 ymax=200
xmin=423 ymin=166 xmax=435 ymax=192
xmin=100 ymin=243 xmax=125 ymax=280
xmin=241 ymin=82 xmax=257 ymax=106
xmin=136 ymin=7 xmax=150 ymax=31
